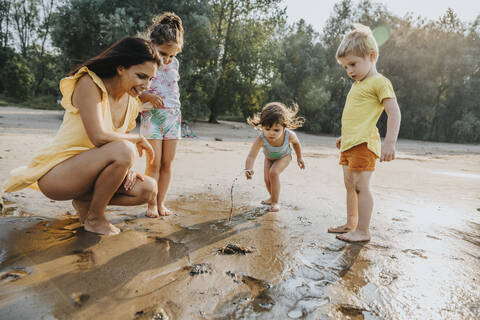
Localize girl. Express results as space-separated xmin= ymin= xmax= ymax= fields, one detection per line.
xmin=244 ymin=102 xmax=306 ymax=212
xmin=139 ymin=12 xmax=184 ymax=217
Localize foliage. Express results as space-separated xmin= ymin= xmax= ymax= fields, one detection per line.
xmin=1 ymin=54 xmax=35 ymax=98
xmin=0 ymin=0 xmax=479 ymax=142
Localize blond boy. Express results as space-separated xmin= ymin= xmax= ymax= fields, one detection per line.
xmin=329 ymin=24 xmax=401 ymax=242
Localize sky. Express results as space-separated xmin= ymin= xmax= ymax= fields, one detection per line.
xmin=282 ymin=0 xmax=480 ymax=32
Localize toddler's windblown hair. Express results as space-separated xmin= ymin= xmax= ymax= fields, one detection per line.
xmin=247 ymin=102 xmax=305 ymax=130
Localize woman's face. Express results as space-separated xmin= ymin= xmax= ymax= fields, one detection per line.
xmin=118 ymin=61 xmax=157 ymax=97
xmin=155 ymin=43 xmax=181 ymax=65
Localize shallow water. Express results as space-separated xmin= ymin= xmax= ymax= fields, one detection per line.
xmin=0 ymin=191 xmax=479 ymax=320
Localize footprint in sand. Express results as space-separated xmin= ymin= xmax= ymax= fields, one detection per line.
xmin=402 ymin=248 xmax=428 ymax=259
xmin=188 ymin=263 xmax=212 ymax=275
xmin=1 ymin=269 xmax=29 ymax=283
xmin=72 ymin=250 xmax=95 ymax=270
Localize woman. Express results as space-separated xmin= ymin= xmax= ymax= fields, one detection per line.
xmin=3 ymin=37 xmax=161 ymax=235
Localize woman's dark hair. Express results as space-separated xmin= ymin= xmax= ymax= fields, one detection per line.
xmin=69 ymin=37 xmax=161 ymax=77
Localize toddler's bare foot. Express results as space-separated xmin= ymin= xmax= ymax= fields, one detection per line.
xmin=159 ymin=204 xmax=173 ymax=216
xmin=268 ymin=203 xmax=280 ymax=212
xmin=84 ymin=216 xmax=120 ymax=235
xmin=146 ymin=205 xmax=160 ymax=218
xmin=72 ymin=199 xmax=90 ymax=224
xmin=328 ymin=224 xmax=355 ymax=234
xmin=336 ymin=230 xmax=370 ymax=243
xmin=261 ymin=198 xmax=272 ymax=205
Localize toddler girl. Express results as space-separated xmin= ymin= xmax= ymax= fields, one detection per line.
xmin=244 ymin=102 xmax=306 ymax=212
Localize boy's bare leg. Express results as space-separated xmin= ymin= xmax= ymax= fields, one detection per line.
xmin=337 ymin=171 xmax=373 ymax=242
xmin=328 ymin=166 xmax=358 ymax=233
xmin=262 ymin=158 xmax=273 ymax=205
xmin=156 ymin=139 xmax=178 ymax=216
xmin=267 ymin=155 xmax=291 ymax=212
xmin=145 ymin=139 xmax=163 ymax=218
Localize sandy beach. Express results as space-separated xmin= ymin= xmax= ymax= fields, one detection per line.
xmin=0 ymin=106 xmax=479 ymax=319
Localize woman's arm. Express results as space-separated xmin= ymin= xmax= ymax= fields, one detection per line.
xmin=73 ymin=75 xmax=144 ymax=147
xmin=245 ymin=136 xmax=263 ymax=179
xmin=72 ymin=75 xmax=154 ymax=162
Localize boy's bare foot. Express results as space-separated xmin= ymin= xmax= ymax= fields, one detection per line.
xmin=72 ymin=200 xmax=90 ymax=224
xmin=84 ymin=216 xmax=120 ymax=235
xmin=261 ymin=198 xmax=272 ymax=205
xmin=268 ymin=203 xmax=280 ymax=212
xmin=159 ymin=204 xmax=173 ymax=216
xmin=146 ymin=205 xmax=160 ymax=218
xmin=336 ymin=230 xmax=370 ymax=243
xmin=328 ymin=224 xmax=354 ymax=234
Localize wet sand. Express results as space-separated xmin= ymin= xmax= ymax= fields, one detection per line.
xmin=0 ymin=106 xmax=479 ymax=319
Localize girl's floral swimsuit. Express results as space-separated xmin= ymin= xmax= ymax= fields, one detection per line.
xmin=140 ymin=57 xmax=181 ymax=140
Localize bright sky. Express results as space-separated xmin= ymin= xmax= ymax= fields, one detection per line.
xmin=282 ymin=0 xmax=480 ymax=32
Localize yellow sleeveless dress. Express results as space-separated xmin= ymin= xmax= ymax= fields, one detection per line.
xmin=3 ymin=67 xmax=141 ymax=192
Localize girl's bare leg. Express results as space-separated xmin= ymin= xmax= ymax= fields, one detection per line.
xmin=145 ymin=140 xmax=163 ymax=218
xmin=38 ymin=141 xmax=154 ymax=235
xmin=156 ymin=139 xmax=178 ymax=216
xmin=267 ymin=155 xmax=292 ymax=212
xmin=262 ymin=158 xmax=274 ymax=205
xmin=337 ymin=171 xmax=373 ymax=242
xmin=328 ymin=166 xmax=359 ymax=233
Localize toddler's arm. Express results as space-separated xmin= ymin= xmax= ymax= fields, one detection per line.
xmin=336 ymin=137 xmax=341 ymax=149
xmin=381 ymin=98 xmax=401 ymax=162
xmin=245 ymin=136 xmax=263 ymax=179
xmin=290 ymin=132 xmax=305 ymax=169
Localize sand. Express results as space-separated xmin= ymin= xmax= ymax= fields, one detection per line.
xmin=0 ymin=106 xmax=479 ymax=319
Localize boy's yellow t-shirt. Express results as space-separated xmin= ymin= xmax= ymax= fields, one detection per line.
xmin=3 ymin=66 xmax=141 ymax=192
xmin=340 ymin=73 xmax=396 ymax=157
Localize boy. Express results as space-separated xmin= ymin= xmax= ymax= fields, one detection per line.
xmin=329 ymin=24 xmax=401 ymax=242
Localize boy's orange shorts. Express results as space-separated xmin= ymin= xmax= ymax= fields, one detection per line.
xmin=339 ymin=142 xmax=378 ymax=171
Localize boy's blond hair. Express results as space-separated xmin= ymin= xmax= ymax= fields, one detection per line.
xmin=336 ymin=23 xmax=378 ymax=60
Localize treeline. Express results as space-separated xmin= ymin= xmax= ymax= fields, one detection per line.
xmin=0 ymin=0 xmax=479 ymax=142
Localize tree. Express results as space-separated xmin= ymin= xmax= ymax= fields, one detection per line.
xmin=206 ymin=0 xmax=285 ymax=123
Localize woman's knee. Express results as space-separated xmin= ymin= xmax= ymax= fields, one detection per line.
xmin=109 ymin=140 xmax=136 ymax=167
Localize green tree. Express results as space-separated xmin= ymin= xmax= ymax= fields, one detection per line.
xmin=206 ymin=0 xmax=285 ymax=123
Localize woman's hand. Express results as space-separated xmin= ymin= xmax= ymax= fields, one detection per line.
xmin=123 ymin=169 xmax=145 ymax=191
xmin=135 ymin=135 xmax=155 ymax=164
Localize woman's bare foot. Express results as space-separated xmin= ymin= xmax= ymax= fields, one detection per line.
xmin=261 ymin=198 xmax=272 ymax=205
xmin=159 ymin=204 xmax=173 ymax=216
xmin=268 ymin=203 xmax=280 ymax=212
xmin=146 ymin=205 xmax=160 ymax=218
xmin=328 ymin=224 xmax=354 ymax=234
xmin=72 ymin=200 xmax=90 ymax=224
xmin=336 ymin=230 xmax=370 ymax=243
xmin=84 ymin=216 xmax=120 ymax=235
